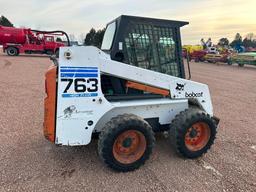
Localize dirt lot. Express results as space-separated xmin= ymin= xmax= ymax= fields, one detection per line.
xmin=0 ymin=52 xmax=255 ymax=192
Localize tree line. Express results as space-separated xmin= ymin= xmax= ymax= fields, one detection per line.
xmin=83 ymin=28 xmax=106 ymax=48
xmin=0 ymin=15 xmax=14 ymax=27
xmin=84 ymin=28 xmax=256 ymax=49
xmin=218 ymin=33 xmax=256 ymax=48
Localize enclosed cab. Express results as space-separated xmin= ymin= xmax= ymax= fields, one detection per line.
xmin=102 ymin=15 xmax=187 ymax=78
xmin=100 ymin=16 xmax=188 ymax=100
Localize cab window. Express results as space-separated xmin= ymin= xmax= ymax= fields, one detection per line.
xmin=101 ymin=22 xmax=116 ymax=50
xmin=124 ymin=23 xmax=180 ymax=77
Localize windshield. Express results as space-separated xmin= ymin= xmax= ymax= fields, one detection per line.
xmin=101 ymin=22 xmax=116 ymax=50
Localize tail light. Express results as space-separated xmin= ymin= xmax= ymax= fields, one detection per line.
xmin=44 ymin=65 xmax=57 ymax=143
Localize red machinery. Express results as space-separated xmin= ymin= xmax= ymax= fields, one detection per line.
xmin=182 ymin=49 xmax=207 ymax=62
xmin=189 ymin=50 xmax=207 ymax=62
xmin=0 ymin=26 xmax=68 ymax=56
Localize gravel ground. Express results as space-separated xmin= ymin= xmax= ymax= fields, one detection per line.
xmin=0 ymin=52 xmax=255 ymax=192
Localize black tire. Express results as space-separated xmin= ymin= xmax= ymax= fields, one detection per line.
xmin=98 ymin=114 xmax=155 ymax=172
xmin=194 ymin=58 xmax=200 ymax=62
xmin=199 ymin=58 xmax=205 ymax=62
xmin=169 ymin=108 xmax=217 ymax=158
xmin=46 ymin=50 xmax=54 ymax=55
xmin=55 ymin=49 xmax=59 ymax=58
xmin=6 ymin=47 xmax=18 ymax=56
xmin=91 ymin=132 xmax=100 ymax=139
xmin=227 ymin=59 xmax=232 ymax=65
xmin=238 ymin=63 xmax=244 ymax=67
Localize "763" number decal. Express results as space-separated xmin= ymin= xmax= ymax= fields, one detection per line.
xmin=61 ymin=78 xmax=98 ymax=97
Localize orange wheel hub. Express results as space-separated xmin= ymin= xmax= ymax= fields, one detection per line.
xmin=185 ymin=122 xmax=211 ymax=151
xmin=113 ymin=130 xmax=146 ymax=164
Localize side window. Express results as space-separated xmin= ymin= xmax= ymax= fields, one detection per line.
xmin=155 ymin=27 xmax=178 ymax=76
xmin=125 ymin=24 xmax=158 ymax=71
xmin=45 ymin=37 xmax=53 ymax=42
xmin=124 ymin=23 xmax=180 ymax=77
xmin=101 ymin=22 xmax=116 ymax=50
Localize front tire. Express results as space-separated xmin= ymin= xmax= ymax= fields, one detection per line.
xmin=98 ymin=114 xmax=155 ymax=172
xmin=227 ymin=59 xmax=232 ymax=65
xmin=6 ymin=47 xmax=18 ymax=56
xmin=194 ymin=58 xmax=200 ymax=62
xmin=170 ymin=108 xmax=217 ymax=158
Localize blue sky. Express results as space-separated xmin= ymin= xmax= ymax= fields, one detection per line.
xmin=1 ymin=0 xmax=255 ymax=44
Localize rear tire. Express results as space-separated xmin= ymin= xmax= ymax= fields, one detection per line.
xmin=46 ymin=50 xmax=54 ymax=55
xmin=55 ymin=50 xmax=59 ymax=58
xmin=98 ymin=114 xmax=155 ymax=172
xmin=170 ymin=108 xmax=217 ymax=158
xmin=6 ymin=47 xmax=18 ymax=56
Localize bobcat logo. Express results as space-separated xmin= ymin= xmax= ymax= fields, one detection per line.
xmin=176 ymin=83 xmax=186 ymax=91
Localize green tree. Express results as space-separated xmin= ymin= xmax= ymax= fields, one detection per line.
xmin=56 ymin=37 xmax=62 ymax=42
xmin=242 ymin=33 xmax=256 ymax=48
xmin=243 ymin=38 xmax=252 ymax=48
xmin=218 ymin=38 xmax=229 ymax=47
xmin=253 ymin=40 xmax=256 ymax=48
xmin=94 ymin=29 xmax=105 ymax=48
xmin=230 ymin=33 xmax=242 ymax=47
xmin=245 ymin=33 xmax=255 ymax=41
xmin=84 ymin=28 xmax=106 ymax=48
xmin=84 ymin=28 xmax=96 ymax=46
xmin=0 ymin=15 xmax=14 ymax=27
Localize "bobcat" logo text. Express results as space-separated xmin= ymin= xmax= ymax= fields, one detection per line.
xmin=185 ymin=92 xmax=203 ymax=98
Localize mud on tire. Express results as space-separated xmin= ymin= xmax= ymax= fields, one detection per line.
xmin=98 ymin=114 xmax=155 ymax=172
xmin=169 ymin=108 xmax=217 ymax=158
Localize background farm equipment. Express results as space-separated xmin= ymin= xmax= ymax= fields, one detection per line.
xmin=0 ymin=26 xmax=68 ymax=56
xmin=189 ymin=50 xmax=207 ymax=62
xmin=246 ymin=47 xmax=256 ymax=52
xmin=182 ymin=45 xmax=207 ymax=62
xmin=204 ymin=53 xmax=229 ymax=63
xmin=183 ymin=40 xmax=232 ymax=63
xmin=183 ymin=40 xmax=221 ymax=62
xmin=228 ymin=52 xmax=256 ymax=67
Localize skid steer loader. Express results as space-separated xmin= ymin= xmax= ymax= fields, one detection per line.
xmin=44 ymin=15 xmax=219 ymax=172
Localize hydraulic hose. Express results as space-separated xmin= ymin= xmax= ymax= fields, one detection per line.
xmin=31 ymin=29 xmax=71 ymax=46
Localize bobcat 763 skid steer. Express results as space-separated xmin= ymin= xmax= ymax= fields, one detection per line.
xmin=44 ymin=15 xmax=219 ymax=172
